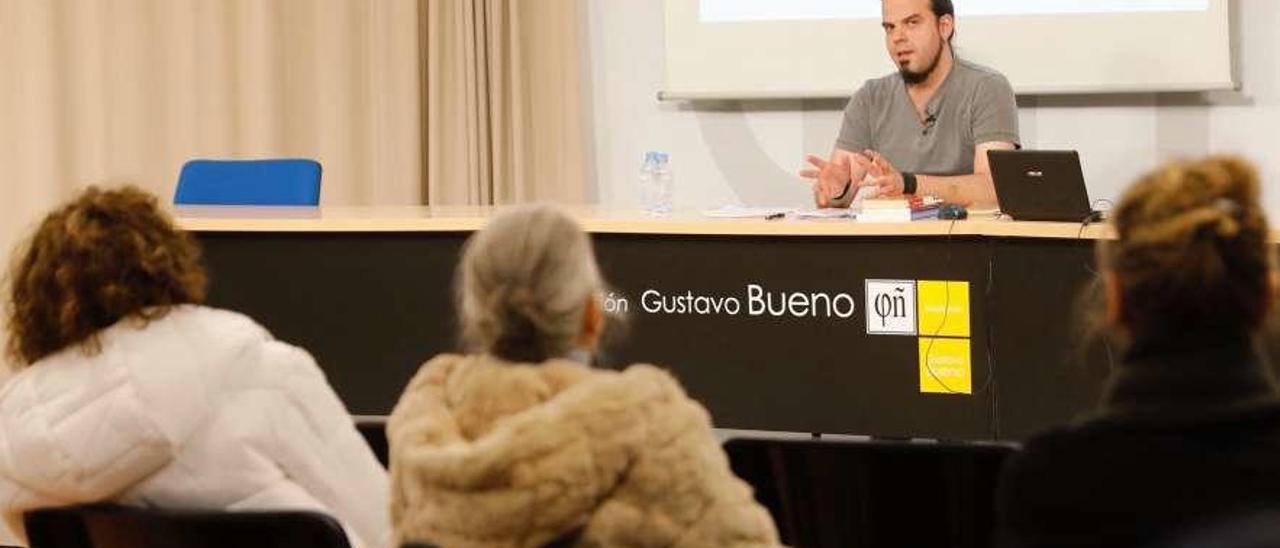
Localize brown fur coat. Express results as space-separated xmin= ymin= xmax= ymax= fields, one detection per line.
xmin=388 ymin=354 xmax=780 ymax=548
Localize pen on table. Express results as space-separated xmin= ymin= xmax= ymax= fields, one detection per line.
xmin=765 ymin=212 xmax=786 ymax=221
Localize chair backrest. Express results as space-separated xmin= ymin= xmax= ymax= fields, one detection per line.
xmin=174 ymin=159 xmax=322 ymax=206
xmin=356 ymin=417 xmax=389 ymax=468
xmin=1153 ymin=509 xmax=1280 ymax=548
xmin=25 ymin=504 xmax=351 ymax=548
xmin=401 ymin=528 xmax=583 ymax=548
xmin=724 ymin=437 xmax=1019 ymax=548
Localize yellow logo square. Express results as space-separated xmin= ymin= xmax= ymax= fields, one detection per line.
xmin=917 ymin=281 xmax=970 ymax=338
xmin=918 ymin=337 xmax=972 ymax=395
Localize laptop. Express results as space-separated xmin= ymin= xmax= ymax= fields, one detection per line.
xmin=988 ymin=150 xmax=1099 ymax=222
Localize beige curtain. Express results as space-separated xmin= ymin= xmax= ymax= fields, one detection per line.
xmin=0 ymin=0 xmax=592 ymax=372
xmin=0 ymin=0 xmax=423 ymax=261
xmin=0 ymin=0 xmax=423 ymax=374
xmin=422 ymin=0 xmax=592 ymax=205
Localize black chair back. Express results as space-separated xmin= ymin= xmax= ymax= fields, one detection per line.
xmin=725 ymin=437 xmax=1018 ymax=548
xmin=25 ymin=504 xmax=351 ymax=548
xmin=1155 ymin=510 xmax=1280 ymax=548
xmin=401 ymin=527 xmax=583 ymax=548
xmin=356 ymin=417 xmax=389 ymax=468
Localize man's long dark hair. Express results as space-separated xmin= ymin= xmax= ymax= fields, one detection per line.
xmin=930 ymin=0 xmax=955 ymax=19
xmin=931 ymin=0 xmax=956 ymax=43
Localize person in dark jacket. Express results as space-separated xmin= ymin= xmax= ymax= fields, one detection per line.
xmin=996 ymin=156 xmax=1280 ymax=548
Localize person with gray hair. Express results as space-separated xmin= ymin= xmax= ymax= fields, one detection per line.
xmin=387 ymin=205 xmax=780 ymax=548
xmin=455 ymin=205 xmax=605 ymax=364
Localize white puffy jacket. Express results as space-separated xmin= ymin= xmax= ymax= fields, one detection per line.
xmin=0 ymin=305 xmax=389 ymax=548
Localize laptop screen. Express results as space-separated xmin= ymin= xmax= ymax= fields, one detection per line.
xmin=988 ymin=150 xmax=1095 ymax=222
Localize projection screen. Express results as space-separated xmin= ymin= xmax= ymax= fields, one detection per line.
xmin=663 ymin=0 xmax=1235 ymax=99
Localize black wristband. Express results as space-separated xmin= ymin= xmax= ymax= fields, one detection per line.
xmin=902 ymin=172 xmax=919 ymax=195
xmin=831 ymin=180 xmax=854 ymax=201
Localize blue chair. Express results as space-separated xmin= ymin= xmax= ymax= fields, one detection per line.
xmin=174 ymin=159 xmax=322 ymax=206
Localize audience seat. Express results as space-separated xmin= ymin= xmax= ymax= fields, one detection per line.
xmin=725 ymin=437 xmax=1018 ymax=548
xmin=24 ymin=504 xmax=350 ymax=548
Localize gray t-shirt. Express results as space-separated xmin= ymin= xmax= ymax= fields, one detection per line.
xmin=836 ymin=59 xmax=1019 ymax=176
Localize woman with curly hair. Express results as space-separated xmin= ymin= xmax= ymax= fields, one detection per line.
xmin=997 ymin=157 xmax=1280 ymax=547
xmin=0 ymin=186 xmax=389 ymax=548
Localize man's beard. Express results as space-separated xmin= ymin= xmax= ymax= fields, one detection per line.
xmin=899 ymin=45 xmax=944 ymax=85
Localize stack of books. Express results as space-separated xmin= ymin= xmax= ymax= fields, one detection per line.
xmin=856 ymin=196 xmax=944 ymax=222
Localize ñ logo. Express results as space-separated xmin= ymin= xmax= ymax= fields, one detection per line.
xmin=864 ymin=280 xmax=917 ymax=336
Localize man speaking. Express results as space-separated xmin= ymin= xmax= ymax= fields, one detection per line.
xmin=802 ymin=0 xmax=1020 ymax=208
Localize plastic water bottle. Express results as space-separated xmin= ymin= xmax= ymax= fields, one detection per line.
xmin=639 ymin=151 xmax=673 ymax=216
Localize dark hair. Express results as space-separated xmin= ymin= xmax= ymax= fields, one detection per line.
xmin=1099 ymin=156 xmax=1273 ymax=342
xmin=931 ymin=0 xmax=956 ymax=43
xmin=930 ymin=0 xmax=955 ymax=19
xmin=883 ymin=0 xmax=957 ymax=43
xmin=5 ymin=186 xmax=208 ymax=365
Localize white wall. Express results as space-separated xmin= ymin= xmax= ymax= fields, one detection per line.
xmin=587 ymin=0 xmax=1280 ymax=215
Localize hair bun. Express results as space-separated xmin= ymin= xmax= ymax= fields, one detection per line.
xmin=457 ymin=205 xmax=603 ymax=362
xmin=503 ymin=285 xmax=543 ymax=323
xmin=1216 ymin=220 xmax=1240 ymax=239
xmin=1103 ymin=155 xmax=1271 ymax=339
xmin=1212 ymin=202 xmax=1242 ymax=239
